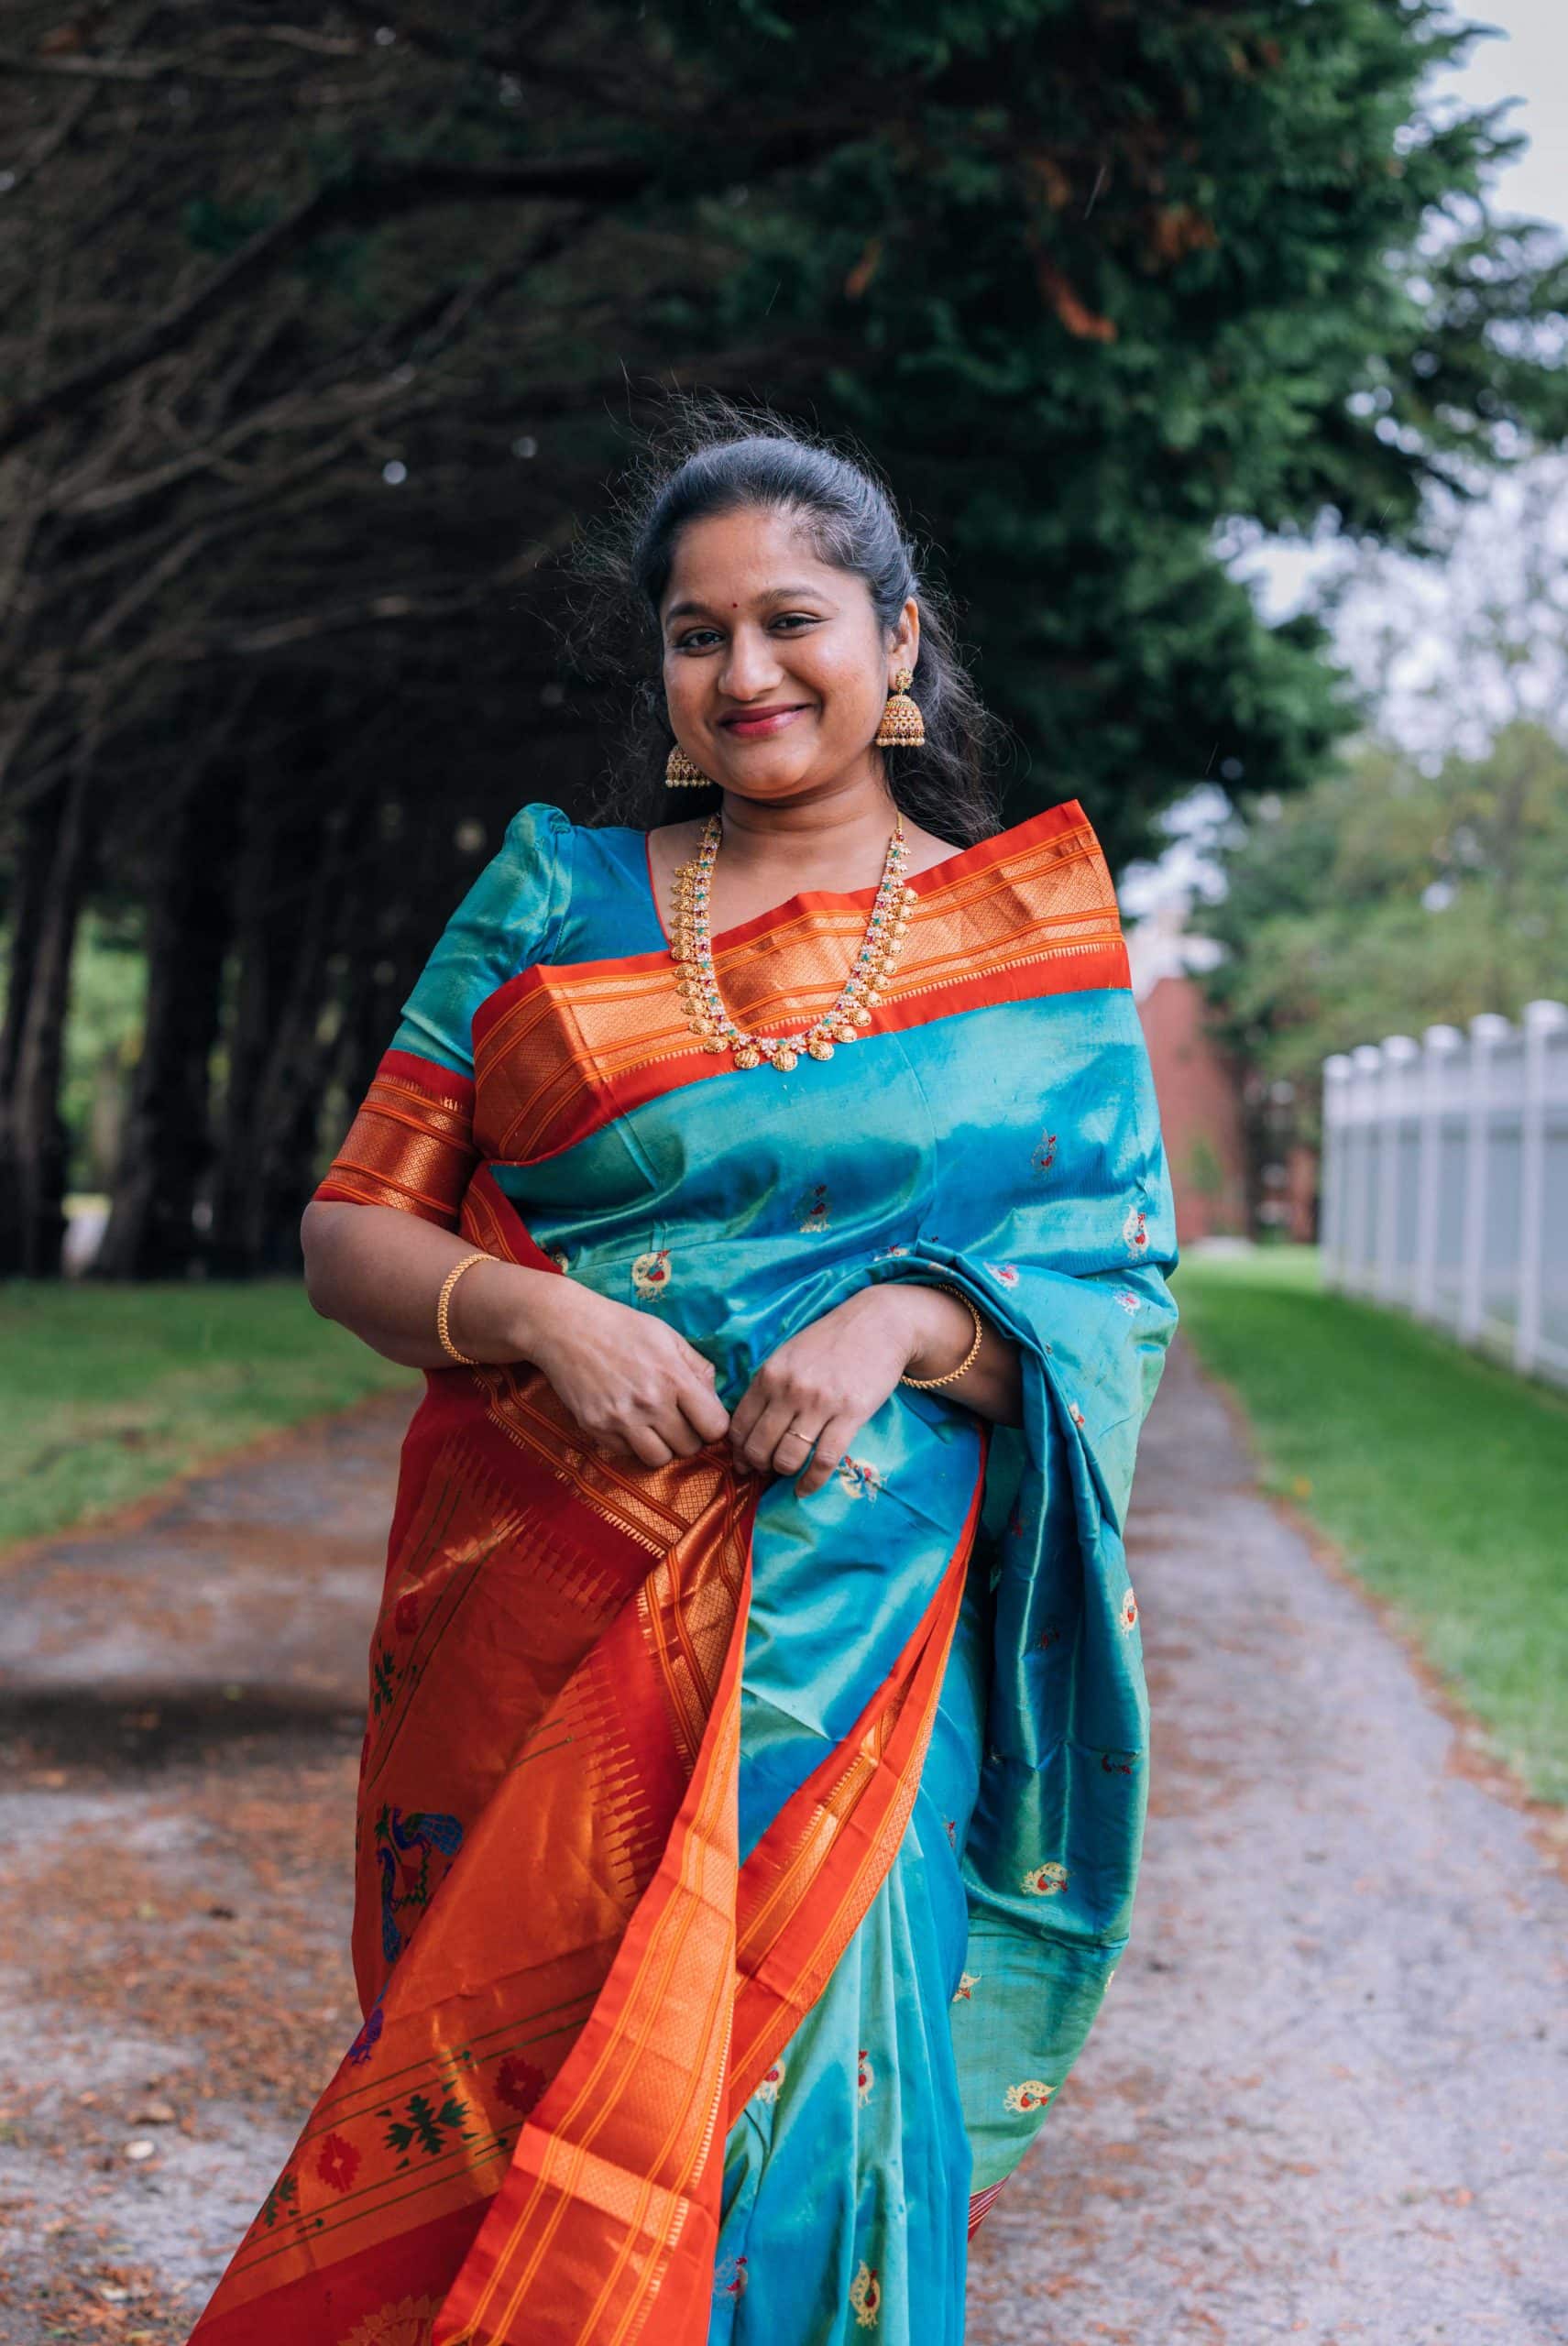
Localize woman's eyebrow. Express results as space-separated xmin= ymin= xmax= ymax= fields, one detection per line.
xmin=664 ymin=584 xmax=830 ymax=623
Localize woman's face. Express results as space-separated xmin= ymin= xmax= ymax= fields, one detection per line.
xmin=658 ymin=505 xmax=918 ymax=805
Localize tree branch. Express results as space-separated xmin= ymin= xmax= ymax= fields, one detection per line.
xmin=0 ymin=122 xmax=856 ymax=462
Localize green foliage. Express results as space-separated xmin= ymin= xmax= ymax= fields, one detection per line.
xmin=645 ymin=0 xmax=1568 ymax=858
xmin=1178 ymin=1246 xmax=1568 ymax=1804
xmin=61 ymin=915 xmax=146 ymax=1192
xmin=9 ymin=0 xmax=1568 ymax=1274
xmin=1183 ymin=1133 xmax=1226 ymax=1200
xmin=1192 ymin=720 xmax=1568 ymax=1113
xmin=0 ymin=1280 xmax=412 ymax=1551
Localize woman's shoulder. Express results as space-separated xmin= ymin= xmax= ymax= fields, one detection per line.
xmin=496 ymin=798 xmax=574 ymax=858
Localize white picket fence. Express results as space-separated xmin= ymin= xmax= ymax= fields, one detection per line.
xmin=1321 ymin=1001 xmax=1568 ymax=1388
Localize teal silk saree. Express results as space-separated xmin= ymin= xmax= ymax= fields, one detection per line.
xmin=192 ymin=793 xmax=1176 ymax=2346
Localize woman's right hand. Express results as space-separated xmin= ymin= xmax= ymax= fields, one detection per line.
xmin=526 ymin=1280 xmax=733 ymax=1470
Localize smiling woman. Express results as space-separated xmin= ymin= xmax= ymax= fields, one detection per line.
xmin=187 ymin=399 xmax=1178 ymax=2346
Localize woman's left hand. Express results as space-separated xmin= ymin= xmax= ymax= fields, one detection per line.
xmin=729 ymin=1283 xmax=970 ymax=1496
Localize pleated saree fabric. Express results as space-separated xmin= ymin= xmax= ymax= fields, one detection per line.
xmin=188 ymin=795 xmax=1178 ymax=2346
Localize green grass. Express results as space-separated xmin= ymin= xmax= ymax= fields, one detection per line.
xmin=1174 ymin=1245 xmax=1568 ymax=1806
xmin=0 ymin=1280 xmax=415 ymax=1551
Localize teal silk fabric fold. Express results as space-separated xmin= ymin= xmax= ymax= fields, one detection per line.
xmin=385 ymin=801 xmax=1179 ymax=2343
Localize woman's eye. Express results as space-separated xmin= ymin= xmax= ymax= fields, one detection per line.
xmin=674 ymin=614 xmax=817 ymax=652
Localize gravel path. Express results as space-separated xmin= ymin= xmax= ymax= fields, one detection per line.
xmin=969 ymin=1339 xmax=1568 ymax=2346
xmin=1 ymin=1346 xmax=1563 ymax=2343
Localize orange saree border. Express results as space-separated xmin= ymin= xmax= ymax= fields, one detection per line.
xmin=189 ymin=1179 xmax=991 ymax=2346
xmin=471 ymin=797 xmax=1127 ymax=1167
xmin=313 ymin=1047 xmax=477 ymax=1229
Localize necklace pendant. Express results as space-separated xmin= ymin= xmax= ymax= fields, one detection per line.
xmin=679 ymin=810 xmax=909 ymax=1071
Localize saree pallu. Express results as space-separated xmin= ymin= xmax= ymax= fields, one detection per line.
xmin=189 ymin=795 xmax=1178 ymax=2346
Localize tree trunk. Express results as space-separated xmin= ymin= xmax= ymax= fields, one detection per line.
xmin=96 ymin=772 xmax=236 ymax=1278
xmin=0 ymin=766 xmax=93 ymax=1277
xmin=207 ymin=757 xmax=347 ymax=1274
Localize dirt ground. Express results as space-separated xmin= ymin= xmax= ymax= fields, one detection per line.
xmin=1 ymin=1346 xmax=1563 ymax=2345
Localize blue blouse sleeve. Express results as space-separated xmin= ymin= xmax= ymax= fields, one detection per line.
xmin=390 ymin=799 xmax=573 ymax=1080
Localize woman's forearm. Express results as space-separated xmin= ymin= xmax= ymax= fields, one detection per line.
xmin=877 ymin=1280 xmax=1024 ymax=1428
xmin=300 ymin=1200 xmax=569 ymax=1371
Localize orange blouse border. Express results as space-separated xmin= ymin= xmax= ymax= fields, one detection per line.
xmin=471 ymin=792 xmax=1121 ymax=1051
xmin=636 ymin=791 xmax=1092 ymax=959
xmin=466 ymin=795 xmax=1128 ymax=1168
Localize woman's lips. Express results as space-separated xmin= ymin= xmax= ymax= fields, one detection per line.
xmin=720 ymin=706 xmax=808 ymax=740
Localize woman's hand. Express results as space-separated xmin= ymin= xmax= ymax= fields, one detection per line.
xmin=302 ymin=1201 xmax=729 ymax=1467
xmin=726 ymin=1284 xmax=970 ymax=1496
xmin=527 ymin=1283 xmax=732 ymax=1471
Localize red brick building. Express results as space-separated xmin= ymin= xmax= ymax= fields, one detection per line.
xmin=1128 ymin=905 xmax=1250 ymax=1244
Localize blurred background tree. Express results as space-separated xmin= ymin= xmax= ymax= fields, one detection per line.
xmin=1192 ymin=452 xmax=1568 ymax=1144
xmin=1194 ymin=718 xmax=1568 ymax=1128
xmin=3 ymin=0 xmax=1564 ymax=1275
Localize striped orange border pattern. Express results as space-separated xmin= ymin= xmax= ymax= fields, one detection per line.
xmin=314 ymin=1047 xmax=477 ymax=1227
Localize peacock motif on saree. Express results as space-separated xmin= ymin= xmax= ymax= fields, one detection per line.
xmin=374 ymin=1803 xmax=463 ymax=1964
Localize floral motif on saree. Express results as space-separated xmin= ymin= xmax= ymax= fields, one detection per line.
xmin=189 ymin=794 xmax=1178 ymax=2346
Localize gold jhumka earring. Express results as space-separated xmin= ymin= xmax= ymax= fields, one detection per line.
xmin=874 ymin=667 xmax=925 ymax=747
xmin=664 ymin=744 xmax=712 ymax=787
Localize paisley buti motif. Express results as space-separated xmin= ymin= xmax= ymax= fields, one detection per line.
xmin=752 ymin=2057 xmax=785 ymax=2105
xmin=856 ymin=2047 xmax=874 ymax=2106
xmin=795 ymin=1180 xmax=832 ymax=1235
xmin=850 ymin=2261 xmax=882 ymax=2329
xmin=630 ymin=1247 xmax=673 ymax=1298
xmin=1113 ymin=1287 xmax=1142 ymax=1314
xmin=1003 ymin=2078 xmax=1055 ymax=2114
xmin=1119 ymin=1586 xmax=1138 ymax=1632
xmin=985 ymin=1259 xmax=1020 ymax=1287
xmin=1031 ymin=1128 xmax=1058 ymax=1175
xmin=339 ymin=2297 xmax=441 ymax=2346
xmin=714 ymin=2254 xmax=750 ymax=2302
xmin=836 ymin=1453 xmax=884 ymax=1502
xmin=1021 ymin=1860 xmax=1069 ymax=1898
xmin=1123 ymin=1203 xmax=1149 ymax=1255
xmin=1068 ymin=1401 xmax=1086 ymax=1429
xmin=952 ymin=1970 xmax=981 ymax=2003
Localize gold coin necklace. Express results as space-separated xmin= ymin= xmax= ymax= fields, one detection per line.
xmin=670 ymin=810 xmax=917 ymax=1071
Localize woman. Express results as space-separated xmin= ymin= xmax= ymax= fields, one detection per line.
xmin=189 ymin=411 xmax=1178 ymax=2346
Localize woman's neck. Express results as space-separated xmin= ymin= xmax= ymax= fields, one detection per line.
xmin=710 ymin=781 xmax=905 ymax=888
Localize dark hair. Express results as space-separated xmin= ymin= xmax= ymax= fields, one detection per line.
xmin=561 ymin=392 xmax=1008 ymax=847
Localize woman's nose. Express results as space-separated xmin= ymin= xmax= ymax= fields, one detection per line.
xmin=718 ymin=629 xmax=784 ymax=697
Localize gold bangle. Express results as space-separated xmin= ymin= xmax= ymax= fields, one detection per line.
xmin=899 ymin=1281 xmax=985 ymax=1390
xmin=436 ymin=1251 xmax=489 ymax=1365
